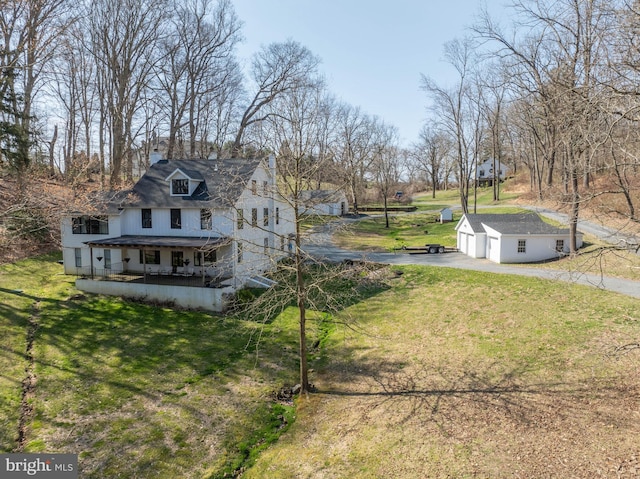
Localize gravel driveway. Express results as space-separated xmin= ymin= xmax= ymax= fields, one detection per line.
xmin=303 ymin=216 xmax=640 ymax=300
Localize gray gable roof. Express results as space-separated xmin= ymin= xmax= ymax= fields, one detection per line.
xmin=166 ymin=166 xmax=205 ymax=181
xmin=299 ymin=189 xmax=345 ymax=203
xmin=117 ymin=158 xmax=263 ymax=209
xmin=464 ymin=213 xmax=571 ymax=235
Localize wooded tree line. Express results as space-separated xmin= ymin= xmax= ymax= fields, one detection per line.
xmin=2 ymin=0 xmax=640 ymax=233
xmin=419 ymin=0 xmax=640 ymax=252
xmin=0 ymin=0 xmax=403 ymax=213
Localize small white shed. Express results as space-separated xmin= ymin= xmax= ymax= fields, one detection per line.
xmin=440 ymin=207 xmax=453 ymax=223
xmin=455 ymin=213 xmax=583 ymax=263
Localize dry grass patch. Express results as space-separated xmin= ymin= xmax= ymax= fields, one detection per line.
xmin=535 ymin=242 xmax=640 ymax=281
xmin=245 ymin=266 xmax=640 ymax=479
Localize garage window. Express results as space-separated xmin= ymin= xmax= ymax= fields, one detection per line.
xmin=517 ymin=239 xmax=526 ymax=253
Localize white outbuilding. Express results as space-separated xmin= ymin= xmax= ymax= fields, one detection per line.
xmin=298 ymin=190 xmax=349 ymax=216
xmin=455 ymin=213 xmax=583 ymax=263
xmin=440 ymin=207 xmax=453 ymax=223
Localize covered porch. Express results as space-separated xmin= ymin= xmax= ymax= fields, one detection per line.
xmin=77 ymin=235 xmax=237 ymax=310
xmin=84 ymin=235 xmax=234 ymax=285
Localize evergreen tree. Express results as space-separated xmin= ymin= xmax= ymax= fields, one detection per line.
xmin=0 ymin=52 xmax=31 ymax=174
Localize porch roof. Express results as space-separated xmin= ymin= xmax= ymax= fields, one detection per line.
xmin=84 ymin=235 xmax=230 ymax=250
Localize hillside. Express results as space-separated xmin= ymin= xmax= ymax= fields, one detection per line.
xmin=0 ymin=175 xmax=107 ymax=264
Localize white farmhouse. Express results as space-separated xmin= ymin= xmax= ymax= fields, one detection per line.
xmin=475 ymin=159 xmax=510 ymax=186
xmin=61 ymin=156 xmax=295 ymax=311
xmin=455 ymin=213 xmax=583 ymax=263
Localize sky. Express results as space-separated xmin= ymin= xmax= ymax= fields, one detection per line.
xmin=232 ymin=0 xmax=507 ymax=148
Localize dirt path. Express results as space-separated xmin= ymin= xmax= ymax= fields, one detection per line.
xmin=15 ymin=301 xmax=40 ymax=452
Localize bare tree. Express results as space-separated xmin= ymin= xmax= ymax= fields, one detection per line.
xmin=238 ymin=78 xmax=319 ymax=394
xmin=154 ymin=0 xmax=241 ymax=159
xmin=88 ymin=0 xmax=166 ymax=186
xmin=0 ymin=0 xmax=72 ymax=173
xmin=412 ymin=126 xmax=451 ymax=198
xmin=476 ymin=0 xmax=613 ymax=252
xmin=477 ymin=63 xmax=509 ymax=201
xmin=332 ymin=103 xmax=377 ymax=214
xmin=230 ymin=40 xmax=321 ymax=157
xmin=422 ymin=37 xmax=482 ymax=214
xmin=371 ymin=123 xmax=401 ymax=228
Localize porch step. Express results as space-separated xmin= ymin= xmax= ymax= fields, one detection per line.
xmin=247 ymin=275 xmax=277 ymax=288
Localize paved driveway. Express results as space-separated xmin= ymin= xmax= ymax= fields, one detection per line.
xmin=302 ymin=217 xmax=640 ymax=300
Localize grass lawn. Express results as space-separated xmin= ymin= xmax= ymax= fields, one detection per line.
xmin=334 ymin=206 xmax=529 ymax=251
xmin=532 ymin=238 xmax=640 ymax=282
xmin=0 ymin=254 xmax=305 ymax=478
xmin=2 ymin=253 xmax=639 ymax=478
xmin=341 ymin=185 xmax=526 ymax=252
xmin=410 ymin=184 xmax=520 ymax=208
xmin=244 ymin=265 xmax=640 ymax=478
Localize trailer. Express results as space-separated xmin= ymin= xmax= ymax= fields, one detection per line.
xmin=395 ymin=244 xmax=456 ymax=254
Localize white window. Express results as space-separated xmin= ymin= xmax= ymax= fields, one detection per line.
xmin=517 ymin=239 xmax=526 ymax=253
xmin=74 ymin=248 xmax=82 ymax=267
xmin=72 ymin=216 xmax=109 ymax=234
xmin=141 ymin=209 xmax=152 ymax=228
xmin=200 ymin=209 xmax=212 ymax=230
xmin=194 ymin=250 xmax=216 ymax=266
xmin=140 ymin=250 xmax=160 ymax=264
xmin=237 ymin=209 xmax=244 ymax=229
xmin=172 ymin=178 xmax=189 ymax=195
xmin=170 ymin=209 xmax=181 ymax=229
xmin=104 ymin=249 xmax=111 ymax=269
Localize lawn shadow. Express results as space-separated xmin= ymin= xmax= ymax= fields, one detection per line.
xmin=37 ymin=295 xmax=258 ymax=393
xmin=316 ymin=349 xmax=636 ymax=439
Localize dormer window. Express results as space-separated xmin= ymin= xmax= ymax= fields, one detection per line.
xmin=172 ymin=178 xmax=189 ymax=195
xmin=166 ymin=168 xmax=204 ymax=196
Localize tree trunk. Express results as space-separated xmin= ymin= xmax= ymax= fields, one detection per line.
xmin=49 ymin=124 xmax=58 ymax=176
xmin=569 ymin=167 xmax=580 ymax=253
xmin=294 ymin=213 xmax=309 ymax=393
xmin=384 ymin=194 xmax=389 ymax=228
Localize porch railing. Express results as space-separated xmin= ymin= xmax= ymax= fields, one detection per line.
xmin=75 ymin=268 xmax=232 ymax=288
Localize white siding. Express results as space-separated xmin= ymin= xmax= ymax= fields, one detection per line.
xmin=120 ymin=207 xmax=234 ymax=237
xmin=61 ymin=215 xmax=122 ymax=274
xmin=488 ymin=236 xmax=500 ymax=263
xmin=498 ymin=235 xmax=578 ymax=263
xmin=76 ymin=278 xmax=233 ymax=312
xmin=231 ymin=164 xmax=295 ymax=286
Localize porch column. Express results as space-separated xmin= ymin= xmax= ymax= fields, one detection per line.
xmin=90 ymin=246 xmax=94 ymax=279
xmin=142 ymin=248 xmax=147 ymax=284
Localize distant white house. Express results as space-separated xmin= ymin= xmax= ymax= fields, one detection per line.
xmin=455 ymin=213 xmax=583 ymax=263
xmin=298 ymin=190 xmax=348 ymax=216
xmin=475 ymin=159 xmax=510 ymax=186
xmin=61 ymin=155 xmax=295 ymax=311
